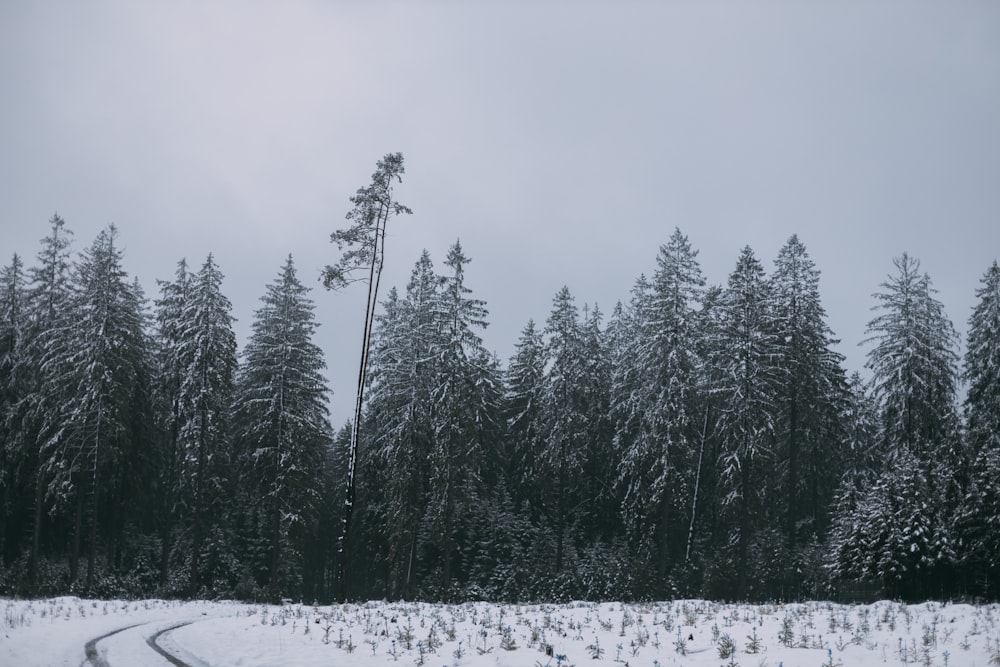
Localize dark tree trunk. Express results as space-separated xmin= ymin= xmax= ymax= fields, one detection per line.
xmin=71 ymin=492 xmax=82 ymax=584
xmin=787 ymin=400 xmax=799 ymax=551
xmin=29 ymin=475 xmax=43 ymax=588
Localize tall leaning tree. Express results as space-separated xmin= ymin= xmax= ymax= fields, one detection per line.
xmin=323 ymin=153 xmax=411 ymax=601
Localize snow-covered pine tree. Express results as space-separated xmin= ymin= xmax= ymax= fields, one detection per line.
xmin=0 ymin=254 xmax=26 ymax=559
xmin=503 ymin=318 xmax=547 ymax=510
xmin=711 ymin=246 xmax=781 ymax=600
xmin=233 ymin=255 xmax=332 ymax=599
xmin=364 ymin=251 xmax=442 ymax=598
xmin=8 ymin=214 xmax=75 ymax=587
xmin=323 ymin=153 xmax=411 ymax=601
xmin=864 ymin=253 xmax=960 ymax=457
xmin=576 ymin=303 xmax=616 ymax=546
xmin=537 ymin=286 xmax=592 ymax=575
xmin=175 ymin=254 xmax=238 ymax=595
xmin=964 ymin=260 xmax=1000 ymax=457
xmin=151 ymin=259 xmax=193 ymax=588
xmin=424 ymin=241 xmax=500 ymax=593
xmin=614 ymin=228 xmax=705 ymax=588
xmin=958 ymin=260 xmax=1000 ymax=595
xmin=42 ymin=225 xmax=150 ymax=588
xmin=844 ymin=253 xmax=962 ymax=597
xmin=769 ymin=235 xmax=848 ymax=557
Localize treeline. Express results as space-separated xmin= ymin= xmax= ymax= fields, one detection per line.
xmin=342 ymin=230 xmax=1000 ymax=603
xmin=1 ymin=216 xmax=998 ymax=603
xmin=0 ymin=216 xmax=334 ymax=601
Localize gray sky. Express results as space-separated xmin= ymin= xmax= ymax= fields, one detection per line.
xmin=2 ymin=1 xmax=999 ymax=426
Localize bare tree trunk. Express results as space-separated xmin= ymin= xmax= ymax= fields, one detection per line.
xmin=338 ymin=204 xmax=388 ymax=601
xmin=686 ymin=407 xmax=710 ymax=563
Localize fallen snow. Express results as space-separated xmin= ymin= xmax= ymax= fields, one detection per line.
xmin=2 ymin=596 xmax=998 ymax=666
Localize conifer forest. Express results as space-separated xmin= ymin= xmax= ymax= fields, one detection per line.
xmin=1 ymin=182 xmax=998 ymax=605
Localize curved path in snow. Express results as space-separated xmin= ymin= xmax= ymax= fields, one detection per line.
xmin=146 ymin=621 xmax=197 ymax=666
xmin=83 ymin=619 xmax=201 ymax=667
xmin=83 ymin=623 xmax=143 ymax=667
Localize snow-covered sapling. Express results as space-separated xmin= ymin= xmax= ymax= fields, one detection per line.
xmin=717 ymin=633 xmax=736 ymax=659
xmin=745 ymin=626 xmax=761 ymax=654
xmin=673 ymin=628 xmax=687 ymax=655
xmin=585 ymin=636 xmax=605 ymax=659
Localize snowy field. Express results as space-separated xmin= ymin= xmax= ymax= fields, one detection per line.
xmin=2 ymin=597 xmax=999 ymax=667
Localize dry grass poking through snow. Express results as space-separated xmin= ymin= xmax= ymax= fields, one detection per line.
xmin=2 ymin=597 xmax=1000 ymax=666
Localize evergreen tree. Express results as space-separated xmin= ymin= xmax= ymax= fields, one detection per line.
xmin=365 ymin=252 xmax=442 ymax=597
xmin=323 ymin=153 xmax=411 ymax=601
xmin=503 ymin=319 xmax=546 ymax=509
xmin=832 ymin=253 xmax=962 ymax=598
xmin=8 ymin=214 xmax=75 ymax=587
xmin=42 ymin=225 xmax=150 ymax=588
xmin=959 ymin=260 xmax=1000 ymax=596
xmin=537 ymin=286 xmax=590 ymax=575
xmin=614 ymin=229 xmax=705 ymax=588
xmin=234 ymin=256 xmax=332 ymax=599
xmin=864 ymin=253 xmax=960 ymax=456
xmin=424 ymin=241 xmax=499 ymax=593
xmin=711 ymin=246 xmax=781 ymax=599
xmin=176 ymin=254 xmax=238 ymax=594
xmin=0 ymin=254 xmax=26 ymax=561
xmin=769 ymin=235 xmax=847 ymax=560
xmin=963 ymin=260 xmax=1000 ymax=457
xmin=151 ymin=259 xmax=193 ymax=589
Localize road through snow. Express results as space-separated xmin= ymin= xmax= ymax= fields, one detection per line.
xmin=82 ymin=619 xmax=200 ymax=667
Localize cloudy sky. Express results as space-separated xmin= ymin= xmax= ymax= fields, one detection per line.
xmin=2 ymin=1 xmax=999 ymax=426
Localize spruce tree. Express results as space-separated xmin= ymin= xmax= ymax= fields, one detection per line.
xmin=0 ymin=254 xmax=26 ymax=561
xmin=10 ymin=214 xmax=74 ymax=587
xmin=614 ymin=229 xmax=705 ymax=587
xmin=712 ymin=246 xmax=781 ymax=599
xmin=537 ymin=286 xmax=590 ymax=575
xmin=769 ymin=235 xmax=847 ymax=557
xmin=959 ymin=260 xmax=1000 ymax=595
xmin=175 ymin=254 xmax=238 ymax=595
xmin=424 ymin=241 xmax=499 ymax=592
xmin=864 ymin=253 xmax=960 ymax=456
xmin=151 ymin=259 xmax=193 ymax=588
xmin=234 ymin=256 xmax=332 ymax=599
xmin=833 ymin=253 xmax=962 ymax=597
xmin=503 ymin=319 xmax=547 ymax=509
xmin=43 ymin=225 xmax=149 ymax=588
xmin=364 ymin=252 xmax=441 ymax=597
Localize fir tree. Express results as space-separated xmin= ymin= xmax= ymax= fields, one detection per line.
xmin=712 ymin=246 xmax=781 ymax=599
xmin=176 ymin=254 xmax=238 ymax=594
xmin=365 ymin=252 xmax=442 ymax=597
xmin=863 ymin=253 xmax=960 ymax=457
xmin=424 ymin=241 xmax=499 ymax=592
xmin=152 ymin=259 xmax=193 ymax=589
xmin=959 ymin=260 xmax=1000 ymax=595
xmin=9 ymin=214 xmax=74 ymax=587
xmin=0 ymin=254 xmax=26 ymax=560
xmin=614 ymin=229 xmax=705 ymax=586
xmin=234 ymin=256 xmax=332 ymax=599
xmin=769 ymin=235 xmax=847 ymax=554
xmin=503 ymin=318 xmax=547 ymax=509
xmin=537 ymin=286 xmax=592 ymax=574
xmin=43 ymin=225 xmax=149 ymax=588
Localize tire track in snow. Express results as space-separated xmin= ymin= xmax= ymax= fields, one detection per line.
xmin=82 ymin=623 xmax=142 ymax=667
xmin=82 ymin=620 xmax=201 ymax=667
xmin=147 ymin=621 xmax=197 ymax=666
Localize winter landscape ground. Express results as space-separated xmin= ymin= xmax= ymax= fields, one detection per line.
xmin=2 ymin=597 xmax=998 ymax=667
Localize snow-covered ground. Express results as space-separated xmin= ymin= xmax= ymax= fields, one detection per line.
xmin=2 ymin=597 xmax=998 ymax=667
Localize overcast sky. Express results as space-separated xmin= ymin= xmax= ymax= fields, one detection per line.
xmin=2 ymin=1 xmax=999 ymax=426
